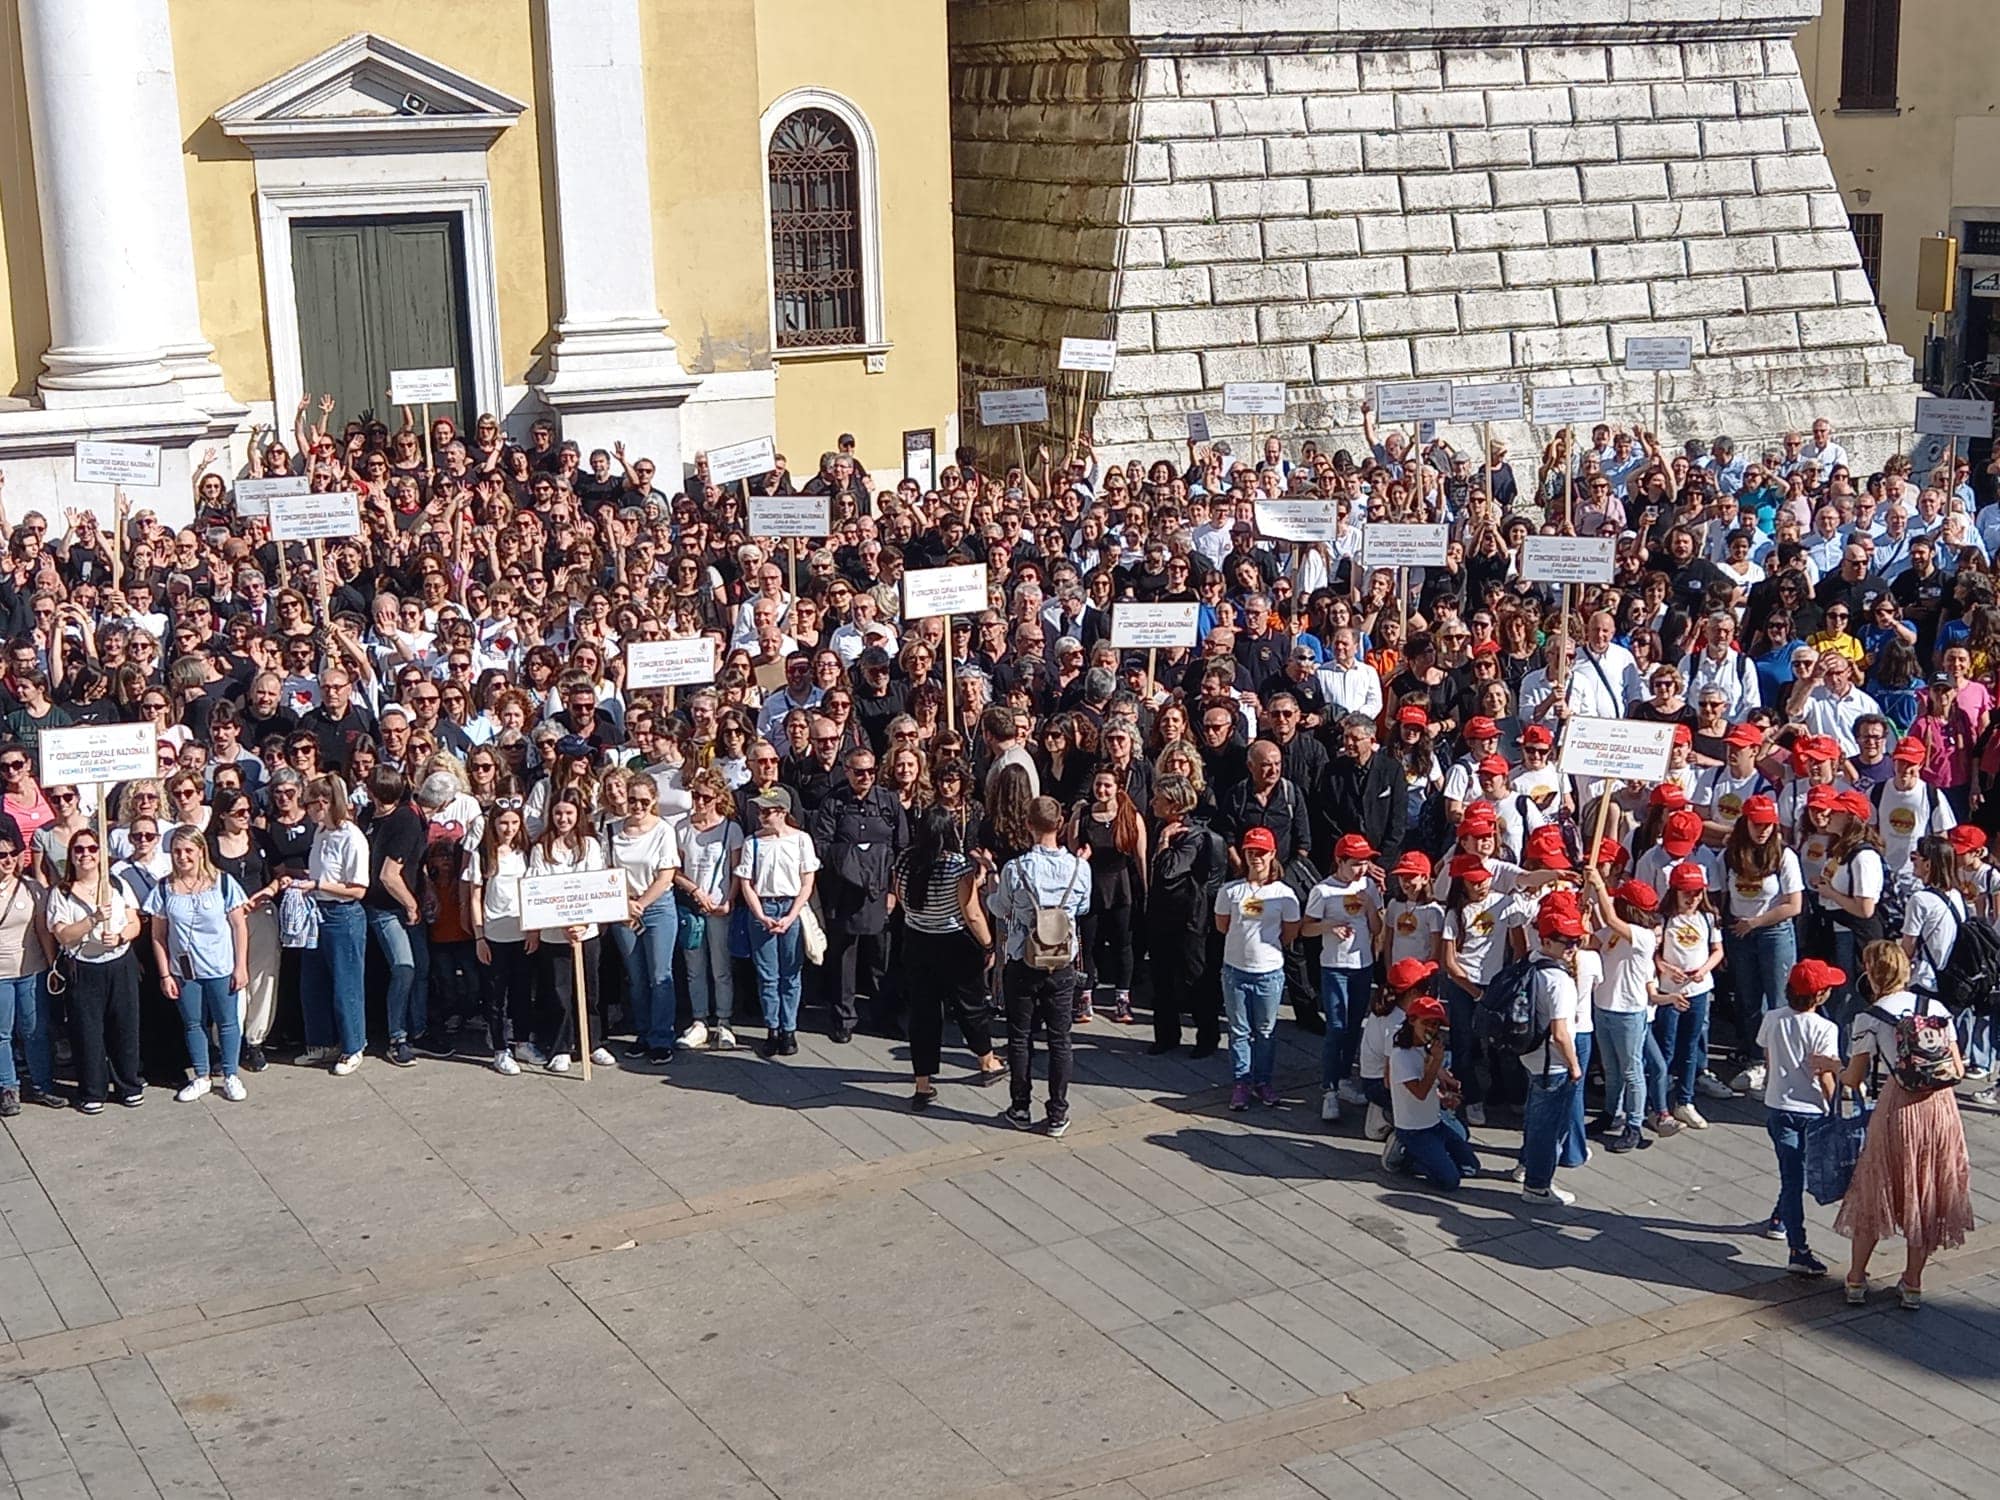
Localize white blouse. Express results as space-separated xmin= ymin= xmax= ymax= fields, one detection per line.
xmin=307 ymin=821 xmax=371 ymax=901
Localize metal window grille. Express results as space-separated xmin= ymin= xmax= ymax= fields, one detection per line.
xmin=768 ymin=109 xmax=863 ymax=349
xmin=1850 ymin=212 xmax=1884 ymax=302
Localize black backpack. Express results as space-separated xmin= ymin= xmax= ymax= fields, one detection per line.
xmin=1919 ymin=892 xmax=2000 ymax=1018
xmin=1474 ymin=954 xmax=1563 ymax=1055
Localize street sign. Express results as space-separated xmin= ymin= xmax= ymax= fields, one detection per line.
xmin=1374 ymin=380 xmax=1455 ymax=423
xmin=519 ymin=869 xmax=630 ymax=931
xmin=1450 ymin=382 xmax=1525 ymax=422
xmin=1532 ymin=384 xmax=1608 ymax=425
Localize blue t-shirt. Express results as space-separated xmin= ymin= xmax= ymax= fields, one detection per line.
xmin=143 ymin=874 xmax=247 ymax=981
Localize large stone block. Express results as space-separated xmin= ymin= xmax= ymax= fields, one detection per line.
xmin=1304 ymin=93 xmax=1396 ymax=132
xmin=1744 ymin=271 xmax=1840 ymax=311
xmin=1306 ymin=256 xmax=1408 ymax=298
xmin=1360 ymin=131 xmax=1453 ymax=172
xmin=1138 ymin=100 xmax=1216 ymax=140
xmin=1395 ymin=91 xmax=1489 ymax=130
xmin=1178 ymin=56 xmax=1266 ymax=96
xmin=1688 ymin=236 xmax=1780 ymax=278
xmin=1265 ymin=136 xmax=1364 ymax=175
xmin=1262 ymin=217 xmax=1363 ymax=260
xmin=1458 ymin=207 xmax=1552 ymax=250
xmin=1200 ymin=344 xmax=1312 ymax=385
xmin=1152 ymin=306 xmax=1257 ymax=350
xmin=1491 ymin=168 xmax=1584 ymax=207
xmin=1724 ymin=195 xmax=1813 ymax=233
xmin=1268 ymin=53 xmax=1360 ymax=94
xmin=1525 ymin=46 xmax=1610 ymax=84
xmin=1653 ymin=276 xmax=1750 ymax=318
xmin=1754 ymin=154 xmax=1838 ymax=193
xmin=1504 ymin=246 xmax=1598 ymax=287
xmin=1556 ymin=282 xmax=1653 ymax=324
xmin=1213 ymin=177 xmax=1311 ymax=219
xmin=1486 ymin=88 xmax=1576 ymax=126
xmin=1210 ymin=262 xmax=1310 ymax=303
xmin=1775 ymin=231 xmax=1865 ymax=271
xmin=1637 ymin=200 xmax=1724 ymax=237
xmin=1651 ymin=81 xmax=1739 ymax=119
xmin=1704 ymin=313 xmax=1802 ymax=353
xmin=1356 ymin=213 xmax=1457 ymax=254
xmin=1798 ymin=306 xmax=1895 ymax=348
xmin=1407 ymin=252 xmax=1505 ymax=292
xmin=1309 ymin=173 xmax=1404 ymax=214
xmin=1213 ymin=95 xmax=1308 ymax=135
xmin=1167 ymin=139 xmax=1265 ymax=179
xmin=1403 ymin=172 xmax=1495 ymax=211
xmin=1597 ymin=241 xmax=1688 ymax=280
xmin=1443 ymin=48 xmax=1527 ymax=88
xmin=1119 ymin=266 xmax=1212 ymax=307
xmin=1414 ymin=332 xmax=1511 ymax=373
xmin=1359 ymin=48 xmax=1443 ymax=91
xmin=1532 ymin=126 xmax=1622 ymax=165
xmin=1582 ymin=163 xmax=1671 ymax=201
xmin=1357 ymin=295 xmax=1462 ymax=337
xmin=1548 ymin=203 xmax=1640 ymax=243
xmin=1618 ymin=121 xmax=1704 ymax=159
xmin=1259 ymin=300 xmax=1358 ymax=343
xmin=1129 ymin=182 xmax=1212 ymax=223
xmin=1514 ymin=326 xmax=1615 ymax=367
xmin=1460 ymin=288 xmax=1560 ymax=329
xmin=1609 ymin=41 xmax=1686 ymax=80
xmin=1161 ymin=222 xmax=1264 ymax=263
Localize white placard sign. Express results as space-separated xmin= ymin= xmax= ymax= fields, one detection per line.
xmin=1111 ymin=602 xmax=1200 ymax=650
xmin=40 ymin=722 xmax=158 ymax=787
xmin=1531 ymin=384 xmax=1608 ymax=425
xmin=1624 ymin=336 xmax=1694 ymax=372
xmin=1374 ymin=380 xmax=1455 ymax=423
xmin=1186 ymin=411 xmax=1211 ymax=443
xmin=1361 ymin=523 xmax=1450 ymax=568
xmin=902 ymin=563 xmax=990 ymax=619
xmin=1558 ymin=717 xmax=1675 ymax=783
xmin=389 ymin=366 xmax=458 ymax=405
xmin=1222 ymin=382 xmax=1287 ymax=416
xmin=1058 ymin=337 xmax=1118 ymax=373
xmin=977 ymin=387 xmax=1050 ymax=426
xmin=518 ymin=869 xmax=631 ymax=931
xmin=1254 ymin=500 xmax=1341 ymax=542
xmin=231 ymin=475 xmax=309 ymax=519
xmin=1450 ymin=382 xmax=1525 ymax=423
xmin=708 ymin=435 xmax=777 ymax=486
xmin=73 ymin=442 xmax=161 ymax=488
xmin=1521 ymin=535 xmax=1617 ymax=585
xmin=623 ymin=639 xmax=717 ymax=690
xmin=267 ymin=491 xmax=361 ymax=542
xmin=746 ymin=495 xmax=830 ymax=537
xmin=1915 ymin=397 xmax=1995 ymax=439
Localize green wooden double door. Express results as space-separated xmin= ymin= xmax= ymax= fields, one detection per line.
xmin=291 ymin=215 xmax=474 ymax=431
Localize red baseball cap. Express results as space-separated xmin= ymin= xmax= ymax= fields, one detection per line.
xmin=1241 ymin=826 xmax=1276 ymax=853
xmin=1791 ymin=736 xmax=1836 ymax=768
xmin=1396 ymin=705 xmax=1429 ymax=728
xmin=1892 ymin=736 xmax=1927 ymax=765
xmin=1950 ymin=826 xmax=1989 ymax=855
xmin=1837 ymin=789 xmax=1875 ymax=820
xmin=1335 ymin=833 xmax=1376 ymax=862
xmin=1669 ymin=861 xmax=1708 ymax=892
xmin=1387 ymin=957 xmax=1439 ymax=992
xmin=1649 ymin=783 xmax=1689 ymax=810
xmin=1672 ymin=723 xmax=1693 ymax=747
xmin=1520 ymin=724 xmax=1554 ymax=748
xmin=1403 ymin=994 xmax=1447 ymax=1025
xmin=1537 ymin=903 xmax=1585 ymax=941
xmin=1661 ymin=809 xmax=1702 ymax=856
xmin=1741 ymin=794 xmax=1779 ymax=826
xmin=1787 ymin=957 xmax=1846 ymax=998
xmin=1465 ymin=716 xmax=1500 ymax=741
xmin=1805 ymin=784 xmax=1840 ymax=812
xmin=1613 ymin=878 xmax=1660 ymax=911
xmin=1725 ymin=723 xmax=1765 ymax=750
xmin=1478 ymin=754 xmax=1511 ymax=777
xmin=1459 ymin=805 xmax=1498 ymax=836
xmin=1597 ymin=837 xmax=1629 ymax=869
xmin=1471 ymin=638 xmax=1501 ymax=657
xmin=1524 ymin=828 xmax=1572 ymax=870
xmin=1390 ymin=850 xmax=1433 ymax=879
xmin=1448 ymin=853 xmax=1491 ymax=880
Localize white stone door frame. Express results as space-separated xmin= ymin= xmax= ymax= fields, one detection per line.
xmin=255 ymin=177 xmax=506 ymax=427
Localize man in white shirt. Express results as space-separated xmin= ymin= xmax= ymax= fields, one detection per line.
xmin=1794 ymin=655 xmax=1880 ymax=755
xmin=1315 ymin=629 xmax=1381 ymax=720
xmin=1521 ymin=635 xmax=1621 ymax=726
xmin=730 ymin=559 xmax=794 ymax=651
xmin=1681 ymin=612 xmax=1761 ymax=718
xmin=1575 ymin=612 xmax=1645 ymax=711
xmin=1798 ymin=417 xmax=1849 ymax=477
xmin=1189 ymin=498 xmax=1235 ymax=571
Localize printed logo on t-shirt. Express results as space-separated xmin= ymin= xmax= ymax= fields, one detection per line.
xmin=1718 ymin=793 xmax=1743 ymax=819
xmin=1343 ymin=894 xmax=1364 ymax=915
xmin=1805 ymin=836 xmax=1829 ymax=861
xmin=1395 ymin=911 xmax=1417 ymax=935
xmin=1672 ymin=920 xmax=1702 ymax=947
xmin=1889 ymin=807 xmax=1917 ymax=835
xmin=1471 ymin=909 xmax=1495 ymax=937
xmin=1734 ymin=878 xmax=1765 ymax=900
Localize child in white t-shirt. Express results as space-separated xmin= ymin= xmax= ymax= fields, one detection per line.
xmin=1383 ymin=851 xmax=1446 ymax=970
xmin=1304 ymin=835 xmax=1384 ymax=1124
xmin=1757 ymin=958 xmax=1842 ymax=1277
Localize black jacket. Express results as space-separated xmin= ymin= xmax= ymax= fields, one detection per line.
xmin=1326 ymin=747 xmax=1408 ymax=857
xmin=807 ymin=786 xmax=908 ymax=934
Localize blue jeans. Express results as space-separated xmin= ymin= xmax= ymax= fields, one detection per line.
xmin=1643 ymin=1027 xmax=1668 ymax=1118
xmin=750 ymin=898 xmax=804 ymax=1032
xmin=0 ymin=971 xmax=51 ymax=1093
xmin=366 ymin=908 xmax=430 ymax=1042
xmin=1221 ymin=963 xmax=1284 ymax=1086
xmin=1766 ymin=1109 xmax=1817 ymax=1254
xmin=1523 ymin=1069 xmax=1578 ymax=1191
xmin=1955 ymin=1008 xmax=1994 ymax=1073
xmin=1395 ymin=1114 xmax=1481 ymax=1190
xmin=686 ymin=913 xmax=736 ymax=1024
xmin=1560 ymin=1031 xmax=1594 ymax=1168
xmin=303 ymin=901 xmax=367 ymax=1056
xmin=173 ymin=973 xmax=241 ymax=1079
xmin=1318 ymin=964 xmax=1370 ymax=1090
xmin=1652 ymin=989 xmax=1711 ymax=1109
xmin=1593 ymin=1008 xmax=1648 ymax=1129
xmin=607 ymin=898 xmax=679 ymax=1049
xmin=1724 ymin=922 xmax=1795 ymax=1059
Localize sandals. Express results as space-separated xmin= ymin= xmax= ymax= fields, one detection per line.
xmin=1896 ymin=1280 xmax=1922 ymax=1310
xmin=910 ymin=1088 xmax=938 ymax=1112
xmin=1843 ymin=1279 xmax=1868 ymax=1306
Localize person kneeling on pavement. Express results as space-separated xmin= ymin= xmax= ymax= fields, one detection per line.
xmin=1383 ymin=989 xmax=1481 ymax=1190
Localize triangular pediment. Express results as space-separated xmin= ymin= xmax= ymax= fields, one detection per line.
xmin=215 ymin=33 xmax=525 ymax=151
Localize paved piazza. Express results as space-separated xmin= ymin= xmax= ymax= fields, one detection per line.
xmin=2 ymin=1025 xmax=1997 ymax=1499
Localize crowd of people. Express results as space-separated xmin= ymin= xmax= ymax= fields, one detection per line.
xmin=0 ymin=400 xmax=1985 ymax=1298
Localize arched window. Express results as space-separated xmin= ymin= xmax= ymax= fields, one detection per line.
xmin=763 ymin=92 xmax=883 ymax=351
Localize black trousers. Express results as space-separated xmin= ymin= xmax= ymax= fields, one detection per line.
xmin=1081 ymin=903 xmax=1135 ymax=992
xmin=820 ymin=927 xmax=887 ymax=1031
xmin=482 ymin=939 xmax=532 ymax=1050
xmin=1147 ymin=915 xmax=1219 ymax=1048
xmin=539 ymin=937 xmax=602 ymax=1057
xmin=901 ymin=927 xmax=993 ymax=1075
xmin=68 ymin=951 xmax=141 ymax=1102
xmin=1004 ymin=959 xmax=1075 ymax=1120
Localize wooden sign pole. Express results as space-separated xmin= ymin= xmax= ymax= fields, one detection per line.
xmin=945 ymin=626 xmax=958 ymax=735
xmin=1482 ymin=420 xmax=1493 ymax=507
xmin=94 ymin=782 xmax=108 ymax=908
xmin=572 ymin=940 xmax=592 ymax=1083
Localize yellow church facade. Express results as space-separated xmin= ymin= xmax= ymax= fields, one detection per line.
xmin=0 ymin=0 xmax=960 ymax=519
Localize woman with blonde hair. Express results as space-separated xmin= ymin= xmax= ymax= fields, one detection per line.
xmin=527 ymin=789 xmax=614 ymax=1073
xmin=144 ymin=829 xmax=250 ymax=1102
xmin=1831 ymin=938 xmax=1973 ymax=1307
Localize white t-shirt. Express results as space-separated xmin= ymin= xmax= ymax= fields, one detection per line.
xmin=1758 ymin=1005 xmax=1838 ymax=1114
xmin=1850 ymin=988 xmax=1951 ymax=1072
xmin=1657 ymin=908 xmax=1717 ymax=997
xmin=1570 ymin=949 xmax=1598 ymax=1035
xmin=1522 ymin=959 xmax=1580 ymax=1075
xmin=606 ymin=817 xmax=680 ymax=900
xmin=464 ymin=844 xmax=528 ymax=944
xmin=1358 ymin=1005 xmax=1403 ymax=1083
xmin=1795 ymin=826 xmax=1836 ymax=893
xmin=1875 ymin=779 xmax=1954 ymax=872
xmin=526 ymin=838 xmax=609 ymax=943
xmin=45 ymin=885 xmax=134 ymax=962
xmin=735 ymin=826 xmax=820 ymax=901
xmin=679 ymin=818 xmax=744 ymax=910
xmin=1384 ymin=899 xmax=1445 ymax=967
xmin=1824 ymin=844 xmax=1884 ymax=916
xmin=1593 ymin=922 xmax=1658 ymax=1015
xmin=1493 ymin=792 xmax=1547 ymax=864
xmin=1306 ymin=876 xmax=1379 ymax=969
xmin=1215 ymin=879 xmax=1299 ymax=974
xmin=1905 ymin=888 xmax=1966 ymax=992
xmin=1444 ymin=889 xmax=1521 ymax=986
xmin=307 ymin=821 xmax=370 ymax=899
xmin=1389 ymin=1043 xmax=1443 ymax=1132
xmin=1722 ymin=849 xmax=1803 ymax=921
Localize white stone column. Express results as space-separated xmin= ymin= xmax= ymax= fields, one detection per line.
xmin=533 ymin=0 xmax=695 ymax=453
xmin=17 ymin=0 xmax=225 ymax=408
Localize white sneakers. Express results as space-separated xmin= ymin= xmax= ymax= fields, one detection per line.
xmin=1524 ymin=1185 xmax=1577 ymax=1207
xmin=1465 ymin=1102 xmax=1487 ymax=1127
xmin=515 ymin=1041 xmax=548 ymax=1067
xmin=220 ymin=1075 xmax=247 ymax=1102
xmin=175 ymin=1077 xmax=211 ymax=1103
xmin=300 ymin=1046 xmax=333 ymax=1066
xmin=1380 ymin=1135 xmax=1407 ymax=1172
xmin=1672 ymin=1103 xmax=1709 ymax=1130
xmin=1320 ymin=1087 xmax=1342 ymax=1123
xmin=589 ymin=1047 xmax=616 ymax=1068
xmin=679 ymin=1021 xmax=710 ymax=1050
xmin=1363 ymin=1102 xmax=1391 ymax=1142
xmin=331 ymin=1053 xmax=363 ymax=1076
xmin=493 ymin=1050 xmax=521 ymax=1076
xmin=1336 ymin=1077 xmax=1368 ymax=1108
xmin=1730 ymin=1064 xmax=1766 ymax=1095
xmin=1696 ymin=1071 xmax=1735 ymax=1101
xmin=711 ymin=1025 xmax=738 ymax=1050
xmin=548 ymin=1053 xmax=573 ymax=1073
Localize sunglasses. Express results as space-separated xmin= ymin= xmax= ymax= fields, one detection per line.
xmin=0 ymin=761 xmax=23 ymax=772
xmin=494 ymin=797 xmax=525 ymax=811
